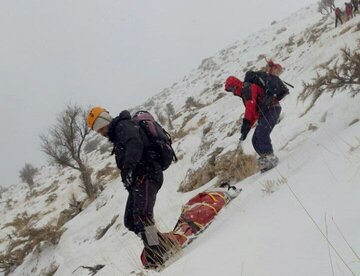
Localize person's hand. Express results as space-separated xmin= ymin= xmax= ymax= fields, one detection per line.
xmin=240 ymin=119 xmax=251 ymax=141
xmin=122 ymin=169 xmax=133 ymax=189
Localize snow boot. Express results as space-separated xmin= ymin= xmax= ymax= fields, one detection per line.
xmin=142 ymin=227 xmax=181 ymax=269
xmin=258 ymin=153 xmax=279 ymax=173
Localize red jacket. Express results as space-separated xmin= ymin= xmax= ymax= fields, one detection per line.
xmin=335 ymin=7 xmax=342 ymax=16
xmin=345 ymin=3 xmax=353 ymax=15
xmin=225 ymin=76 xmax=264 ymax=127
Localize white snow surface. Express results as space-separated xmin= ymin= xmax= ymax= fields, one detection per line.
xmin=1 ymin=2 xmax=360 ymax=276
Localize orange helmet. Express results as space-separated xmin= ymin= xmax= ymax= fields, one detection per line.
xmin=87 ymin=106 xmax=108 ymax=129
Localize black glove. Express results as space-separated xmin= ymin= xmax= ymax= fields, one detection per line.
xmin=122 ymin=169 xmax=133 ymax=189
xmin=240 ymin=119 xmax=251 ymax=141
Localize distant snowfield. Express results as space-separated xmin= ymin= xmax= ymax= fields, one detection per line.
xmin=1 ymin=2 xmax=360 ymax=276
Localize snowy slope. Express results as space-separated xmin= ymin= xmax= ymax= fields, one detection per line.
xmin=1 ymin=2 xmax=360 ymax=276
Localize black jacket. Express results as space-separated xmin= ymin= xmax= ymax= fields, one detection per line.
xmin=108 ymin=110 xmax=163 ymax=184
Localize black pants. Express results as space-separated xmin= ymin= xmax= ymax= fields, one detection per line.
xmin=124 ymin=166 xmax=167 ymax=265
xmin=123 ymin=167 xmax=163 ymax=235
xmin=335 ymin=16 xmax=343 ymax=27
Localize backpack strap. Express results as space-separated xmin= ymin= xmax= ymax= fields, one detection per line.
xmin=161 ymin=126 xmax=178 ymax=162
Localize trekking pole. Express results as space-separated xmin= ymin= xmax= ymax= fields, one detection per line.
xmin=224 ymin=138 xmax=244 ymax=181
xmin=283 ymin=80 xmax=294 ymax=88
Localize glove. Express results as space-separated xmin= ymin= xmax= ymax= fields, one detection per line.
xmin=122 ymin=169 xmax=133 ymax=189
xmin=240 ymin=119 xmax=251 ymax=141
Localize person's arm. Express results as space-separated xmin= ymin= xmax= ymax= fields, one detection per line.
xmin=115 ymin=122 xmax=143 ymax=172
xmin=243 ymin=84 xmax=261 ymax=127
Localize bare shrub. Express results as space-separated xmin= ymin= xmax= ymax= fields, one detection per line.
xmin=197 ymin=116 xmax=207 ymax=127
xmin=299 ymin=47 xmax=360 ymax=116
xmin=203 ymin=123 xmax=213 ymax=136
xmin=0 ymin=185 xmax=6 ymax=199
xmin=69 ymin=193 xmax=83 ymax=214
xmin=212 ymin=81 xmax=223 ymax=91
xmin=285 ymin=35 xmax=295 ymax=47
xmin=45 ymin=193 xmax=57 ymax=205
xmin=185 ymin=97 xmax=204 ymax=110
xmin=95 ymin=215 xmax=119 ymax=240
xmin=6 ymin=199 xmax=14 ymax=210
xmin=56 ymin=195 xmax=84 ymax=228
xmin=191 ymin=138 xmax=217 ymax=163
xmin=297 ymin=37 xmax=305 ymax=47
xmin=214 ymin=92 xmax=227 ymax=103
xmin=40 ymin=103 xmax=97 ymax=200
xmin=317 ymin=0 xmax=335 ymax=14
xmin=179 ymin=148 xmax=258 ymax=192
xmin=66 ymin=174 xmax=76 ymax=184
xmin=308 ymin=123 xmax=318 ymax=131
xmin=276 ymin=27 xmax=287 ymax=35
xmin=154 ymin=106 xmax=167 ymax=126
xmin=73 ymin=265 xmax=105 ymax=275
xmin=198 ymin=57 xmax=217 ymax=71
xmin=304 ymin=18 xmax=329 ymax=44
xmin=257 ymin=54 xmax=266 ymax=62
xmin=143 ymin=99 xmax=155 ymax=109
xmin=172 ymin=127 xmax=196 ymax=142
xmin=180 ymin=112 xmax=198 ymax=129
xmin=165 ymin=103 xmax=175 ymax=118
xmin=165 ymin=103 xmax=175 ymax=130
xmin=227 ymin=116 xmax=243 ymax=137
xmin=19 ymin=163 xmax=38 ymax=189
xmin=349 ymin=137 xmax=360 ymax=153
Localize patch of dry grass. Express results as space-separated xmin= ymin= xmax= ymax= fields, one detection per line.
xmin=339 ymin=26 xmax=353 ymax=35
xmin=96 ymin=163 xmax=120 ymax=183
xmin=25 ymin=181 xmax=59 ymax=201
xmin=179 ymin=148 xmax=258 ymax=192
xmin=3 ymin=212 xmax=40 ymax=234
xmin=0 ymin=213 xmax=64 ymax=275
xmin=45 ymin=193 xmax=57 ymax=205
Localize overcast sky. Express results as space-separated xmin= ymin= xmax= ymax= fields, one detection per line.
xmin=0 ymin=0 xmax=318 ymax=187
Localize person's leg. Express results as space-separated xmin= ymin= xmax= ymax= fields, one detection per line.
xmin=252 ymin=105 xmax=281 ymax=155
xmin=252 ymin=105 xmax=281 ymax=171
xmin=130 ymin=171 xmax=174 ymax=266
xmin=124 ymin=192 xmax=135 ymax=232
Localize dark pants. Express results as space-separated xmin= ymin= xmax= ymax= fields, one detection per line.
xmin=124 ymin=165 xmax=168 ymax=265
xmin=335 ymin=16 xmax=343 ymax=27
xmin=252 ymin=105 xmax=281 ymax=155
xmin=124 ymin=167 xmax=163 ymax=235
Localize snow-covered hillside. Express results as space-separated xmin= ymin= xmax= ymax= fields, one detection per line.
xmin=1 ymin=2 xmax=360 ymax=275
